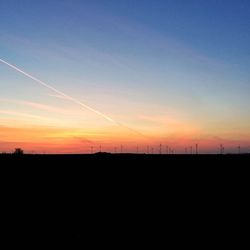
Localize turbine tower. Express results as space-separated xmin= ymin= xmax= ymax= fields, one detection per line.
xmin=166 ymin=145 xmax=168 ymax=154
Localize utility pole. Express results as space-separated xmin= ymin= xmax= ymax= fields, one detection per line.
xmin=147 ymin=145 xmax=149 ymax=154
xmin=159 ymin=144 xmax=162 ymax=154
xmin=190 ymin=146 xmax=193 ymax=155
xmin=196 ymin=144 xmax=198 ymax=155
xmin=238 ymin=145 xmax=241 ymax=154
xmin=99 ymin=145 xmax=102 ymax=152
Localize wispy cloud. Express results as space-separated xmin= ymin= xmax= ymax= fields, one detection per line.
xmin=14 ymin=100 xmax=72 ymax=114
xmin=138 ymin=114 xmax=200 ymax=134
xmin=0 ymin=98 xmax=77 ymax=115
xmin=0 ymin=109 xmax=43 ymax=119
xmin=48 ymin=93 xmax=69 ymax=100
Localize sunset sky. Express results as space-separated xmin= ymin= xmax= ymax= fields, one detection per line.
xmin=0 ymin=0 xmax=250 ymax=153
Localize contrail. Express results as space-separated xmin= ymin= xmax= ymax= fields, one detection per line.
xmin=0 ymin=58 xmax=115 ymax=123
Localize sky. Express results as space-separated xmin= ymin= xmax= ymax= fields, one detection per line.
xmin=0 ymin=0 xmax=250 ymax=153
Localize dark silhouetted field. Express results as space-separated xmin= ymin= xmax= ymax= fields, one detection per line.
xmin=1 ymin=153 xmax=249 ymax=245
xmin=1 ymin=153 xmax=249 ymax=166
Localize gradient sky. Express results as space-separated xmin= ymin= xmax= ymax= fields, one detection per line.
xmin=0 ymin=0 xmax=250 ymax=153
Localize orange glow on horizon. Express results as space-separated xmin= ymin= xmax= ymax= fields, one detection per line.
xmin=1 ymin=123 xmax=249 ymax=154
xmin=0 ymin=99 xmax=249 ymax=154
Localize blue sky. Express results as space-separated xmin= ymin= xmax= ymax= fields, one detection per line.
xmin=0 ymin=0 xmax=250 ymax=153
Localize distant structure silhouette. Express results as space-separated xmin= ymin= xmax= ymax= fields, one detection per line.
xmin=220 ymin=144 xmax=225 ymax=154
xmin=159 ymin=144 xmax=162 ymax=154
xmin=196 ymin=144 xmax=198 ymax=155
xmin=14 ymin=148 xmax=24 ymax=155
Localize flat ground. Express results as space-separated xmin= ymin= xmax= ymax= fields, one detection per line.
xmin=1 ymin=153 xmax=248 ymax=245
xmin=0 ymin=153 xmax=249 ymax=166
